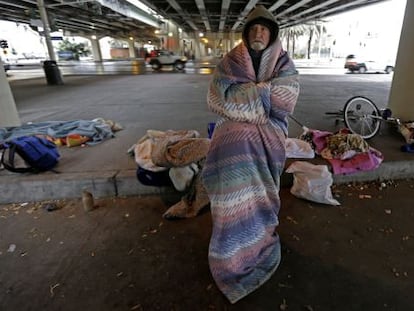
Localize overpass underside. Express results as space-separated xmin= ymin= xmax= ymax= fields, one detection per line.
xmin=0 ymin=0 xmax=390 ymax=39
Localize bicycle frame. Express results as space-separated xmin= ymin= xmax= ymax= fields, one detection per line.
xmin=326 ymin=96 xmax=400 ymax=139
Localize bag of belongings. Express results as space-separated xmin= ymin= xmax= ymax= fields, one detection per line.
xmin=1 ymin=136 xmax=60 ymax=173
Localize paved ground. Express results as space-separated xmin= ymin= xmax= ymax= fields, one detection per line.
xmin=0 ymin=179 xmax=413 ymax=310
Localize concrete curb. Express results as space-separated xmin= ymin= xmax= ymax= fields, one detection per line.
xmin=0 ymin=169 xmax=179 ymax=204
xmin=332 ymin=160 xmax=414 ymax=184
xmin=1 ymin=171 xmax=117 ymax=204
xmin=1 ymin=159 xmax=413 ymax=204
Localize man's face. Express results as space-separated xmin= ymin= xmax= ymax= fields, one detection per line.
xmin=248 ymin=23 xmax=271 ymax=51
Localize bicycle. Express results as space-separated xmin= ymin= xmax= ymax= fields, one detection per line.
xmin=325 ymin=96 xmax=401 ymax=139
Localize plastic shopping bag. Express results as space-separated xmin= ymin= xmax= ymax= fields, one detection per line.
xmin=285 ymin=161 xmax=340 ymax=205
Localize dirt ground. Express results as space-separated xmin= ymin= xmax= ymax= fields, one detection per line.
xmin=0 ymin=179 xmax=413 ymax=311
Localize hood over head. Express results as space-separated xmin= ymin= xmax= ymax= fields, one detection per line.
xmin=242 ymin=5 xmax=279 ymax=49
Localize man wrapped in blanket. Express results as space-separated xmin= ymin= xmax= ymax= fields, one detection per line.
xmin=201 ymin=5 xmax=300 ymax=304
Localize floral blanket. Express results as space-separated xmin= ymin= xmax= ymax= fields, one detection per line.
xmin=201 ymin=39 xmax=299 ymax=303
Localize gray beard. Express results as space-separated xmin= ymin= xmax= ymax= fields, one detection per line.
xmin=250 ymin=41 xmax=266 ymax=51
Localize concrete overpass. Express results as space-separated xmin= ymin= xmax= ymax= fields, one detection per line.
xmin=0 ymin=1 xmax=391 ymax=36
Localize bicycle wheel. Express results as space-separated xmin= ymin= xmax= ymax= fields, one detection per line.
xmin=343 ymin=96 xmax=381 ymax=139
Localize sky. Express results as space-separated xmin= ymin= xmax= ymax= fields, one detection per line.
xmin=0 ymin=23 xmax=48 ymax=59
xmin=325 ymin=0 xmax=407 ymax=60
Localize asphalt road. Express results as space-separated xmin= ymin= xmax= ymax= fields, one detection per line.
xmin=6 ymin=58 xmax=395 ymax=79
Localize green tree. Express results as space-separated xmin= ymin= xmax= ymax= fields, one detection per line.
xmin=57 ymin=39 xmax=90 ymax=60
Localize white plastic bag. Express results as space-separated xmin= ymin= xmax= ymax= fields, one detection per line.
xmin=285 ymin=161 xmax=340 ymax=205
xmin=285 ymin=138 xmax=315 ymax=159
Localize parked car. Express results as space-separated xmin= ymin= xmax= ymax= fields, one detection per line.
xmin=148 ymin=50 xmax=187 ymax=71
xmin=3 ymin=62 xmax=10 ymax=72
xmin=344 ymin=54 xmax=394 ymax=74
xmin=58 ymin=50 xmax=76 ymax=61
xmin=2 ymin=58 xmax=10 ymax=72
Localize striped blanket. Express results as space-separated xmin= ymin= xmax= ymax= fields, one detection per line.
xmin=201 ymin=39 xmax=299 ymax=303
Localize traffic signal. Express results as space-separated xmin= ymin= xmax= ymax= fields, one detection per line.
xmin=0 ymin=40 xmax=8 ymax=49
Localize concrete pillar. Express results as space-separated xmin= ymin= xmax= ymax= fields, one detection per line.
xmin=37 ymin=0 xmax=56 ymax=61
xmin=214 ymin=37 xmax=220 ymax=56
xmin=128 ymin=39 xmax=136 ymax=58
xmin=173 ymin=26 xmax=180 ymax=52
xmin=165 ymin=21 xmax=178 ymax=52
xmin=388 ymin=1 xmax=413 ymax=120
xmin=192 ymin=33 xmax=203 ymax=59
xmin=90 ymin=37 xmax=102 ymax=62
xmin=230 ymin=32 xmax=235 ymax=49
xmin=0 ymin=59 xmax=20 ymax=127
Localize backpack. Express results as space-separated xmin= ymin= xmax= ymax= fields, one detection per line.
xmin=1 ymin=136 xmax=60 ymax=173
xmin=136 ymin=166 xmax=173 ymax=187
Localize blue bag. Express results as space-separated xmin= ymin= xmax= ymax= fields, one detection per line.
xmin=207 ymin=122 xmax=216 ymax=139
xmin=1 ymin=136 xmax=60 ymax=173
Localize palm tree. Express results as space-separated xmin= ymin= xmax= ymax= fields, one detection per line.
xmin=280 ymin=21 xmax=327 ymax=59
xmin=304 ymin=21 xmax=327 ymax=59
xmin=279 ymin=24 xmax=306 ymax=57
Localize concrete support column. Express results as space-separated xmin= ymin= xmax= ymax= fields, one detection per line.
xmin=214 ymin=37 xmax=220 ymax=56
xmin=388 ymin=1 xmax=413 ymax=120
xmin=227 ymin=37 xmax=232 ymax=52
xmin=90 ymin=37 xmax=102 ymax=62
xmin=0 ymin=59 xmax=20 ymax=127
xmin=222 ymin=39 xmax=226 ymax=54
xmin=37 ymin=0 xmax=56 ymax=61
xmin=128 ymin=39 xmax=136 ymax=58
xmin=173 ymin=28 xmax=180 ymax=52
xmin=192 ymin=33 xmax=202 ymax=59
xmin=230 ymin=32 xmax=235 ymax=50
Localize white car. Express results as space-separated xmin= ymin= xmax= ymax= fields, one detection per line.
xmin=344 ymin=54 xmax=394 ymax=74
xmin=149 ymin=50 xmax=188 ymax=71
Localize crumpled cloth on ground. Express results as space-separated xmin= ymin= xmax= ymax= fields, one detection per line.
xmin=133 ymin=129 xmax=211 ymax=219
xmin=302 ymin=128 xmax=383 ymax=175
xmin=0 ymin=119 xmax=116 ymax=145
xmin=151 ymin=138 xmax=210 ymax=168
xmin=398 ymin=122 xmax=414 ymax=144
xmin=163 ymin=167 xmax=210 ymax=219
xmin=328 ymin=148 xmax=384 ymax=175
xmin=134 ymin=129 xmax=200 ymax=172
xmin=322 ymin=132 xmax=370 ymax=160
